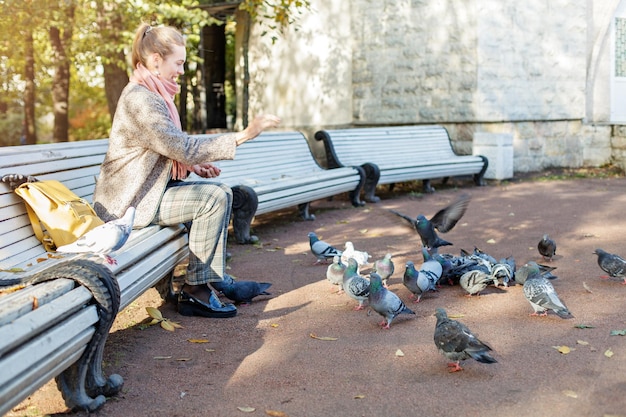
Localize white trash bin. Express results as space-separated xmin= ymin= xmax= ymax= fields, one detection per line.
xmin=472 ymin=133 xmax=514 ymax=180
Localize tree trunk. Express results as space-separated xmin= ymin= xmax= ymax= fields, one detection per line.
xmin=49 ymin=3 xmax=75 ymax=143
xmin=202 ymin=24 xmax=227 ymax=129
xmin=23 ymin=28 xmax=37 ymax=145
xmin=97 ymin=3 xmax=128 ymax=118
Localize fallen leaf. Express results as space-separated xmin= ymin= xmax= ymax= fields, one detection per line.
xmin=552 ymin=345 xmax=571 ymax=354
xmin=359 ymin=229 xmax=368 ymax=234
xmin=604 ymin=348 xmax=614 ymax=358
xmin=582 ymin=282 xmax=593 ymax=293
xmin=176 ymin=357 xmax=192 ymax=361
xmin=576 ymin=340 xmax=589 ymax=346
xmin=36 ymin=257 xmax=48 ymax=263
xmin=32 ymin=296 xmax=38 ymax=310
xmin=265 ymin=248 xmax=277 ymax=252
xmin=168 ymin=320 xmax=183 ymax=329
xmin=160 ymin=320 xmax=176 ymax=331
xmin=354 ymin=395 xmax=365 ymax=399
xmin=574 ymin=324 xmax=595 ymax=329
xmin=448 ymin=314 xmax=465 ymax=318
xmin=205 ymin=349 xmax=216 ymax=352
xmin=0 ymin=267 xmax=25 ymax=273
xmin=146 ymin=306 xmax=164 ymax=320
xmin=265 ymin=410 xmax=288 ymax=417
xmin=153 ymin=356 xmax=172 ymax=360
xmin=237 ymin=406 xmax=256 ymax=413
xmin=562 ymin=390 xmax=578 ymax=398
xmin=395 ymin=349 xmax=405 ymax=357
xmin=486 ymin=238 xmax=496 ymax=244
xmin=310 ymin=333 xmax=338 ymax=341
xmin=187 ymin=338 xmax=210 ymax=343
xmin=610 ymin=329 xmax=626 ymax=336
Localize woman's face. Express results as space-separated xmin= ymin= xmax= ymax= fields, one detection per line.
xmin=153 ymin=44 xmax=186 ymax=83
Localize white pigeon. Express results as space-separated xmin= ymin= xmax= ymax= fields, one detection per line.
xmin=56 ymin=207 xmax=135 ymax=265
xmin=341 ymin=241 xmax=371 ymax=272
xmin=326 ymin=255 xmax=347 ymax=292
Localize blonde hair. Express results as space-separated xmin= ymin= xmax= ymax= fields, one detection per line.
xmin=131 ymin=23 xmax=185 ymax=69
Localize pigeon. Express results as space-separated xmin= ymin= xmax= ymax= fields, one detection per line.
xmin=342 ymin=258 xmax=370 ymax=310
xmin=459 ymin=270 xmax=494 ymax=297
xmin=373 ymin=253 xmax=395 ymax=287
xmin=433 ymin=308 xmax=497 ymax=372
xmin=522 ymin=262 xmax=573 ymax=318
xmin=56 ymin=206 xmax=135 ymax=265
xmin=211 ymin=275 xmax=271 ymax=304
xmin=341 ymin=241 xmax=371 ymax=271
xmin=491 ymin=256 xmax=516 ymax=288
xmin=514 ymin=261 xmax=557 ymax=285
xmin=593 ymin=248 xmax=626 ymax=284
xmin=368 ymin=272 xmax=415 ymax=329
xmin=402 ymin=261 xmax=432 ymax=303
xmin=326 ymin=255 xmax=347 ymax=292
xmin=389 ymin=193 xmax=471 ymax=250
xmin=308 ymin=232 xmax=342 ymax=264
xmin=420 ymin=247 xmax=444 ymax=288
xmin=538 ymin=234 xmax=557 ymax=261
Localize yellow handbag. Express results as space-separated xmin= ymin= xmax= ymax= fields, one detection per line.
xmin=14 ymin=180 xmax=104 ymax=252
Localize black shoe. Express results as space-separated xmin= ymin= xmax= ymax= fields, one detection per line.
xmin=177 ymin=290 xmax=237 ymax=318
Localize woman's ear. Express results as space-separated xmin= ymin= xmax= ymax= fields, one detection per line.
xmin=147 ymin=52 xmax=161 ymax=71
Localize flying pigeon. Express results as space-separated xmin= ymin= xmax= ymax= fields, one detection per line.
xmin=373 ymin=253 xmax=395 ymax=287
xmin=341 ymin=241 xmax=371 ymax=271
xmin=389 ymin=193 xmax=471 ymax=250
xmin=56 ymin=206 xmax=135 ymax=265
xmin=211 ymin=275 xmax=272 ymax=304
xmin=342 ymin=258 xmax=370 ymax=310
xmin=459 ymin=270 xmax=494 ymax=297
xmin=308 ymin=232 xmax=342 ymax=264
xmin=433 ymin=308 xmax=497 ymax=372
xmin=368 ymin=272 xmax=415 ymax=329
xmin=402 ymin=261 xmax=432 ymax=303
xmin=522 ymin=262 xmax=573 ymax=318
xmin=593 ymin=248 xmax=626 ymax=284
xmin=538 ymin=234 xmax=557 ymax=261
xmin=326 ymin=255 xmax=347 ymax=292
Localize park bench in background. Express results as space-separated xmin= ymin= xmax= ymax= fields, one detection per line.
xmin=314 ymin=125 xmax=488 ymax=202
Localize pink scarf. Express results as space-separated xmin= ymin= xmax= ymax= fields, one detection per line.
xmin=130 ymin=64 xmax=192 ymax=180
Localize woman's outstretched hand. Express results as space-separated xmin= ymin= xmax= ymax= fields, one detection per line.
xmin=236 ymin=114 xmax=281 ymax=145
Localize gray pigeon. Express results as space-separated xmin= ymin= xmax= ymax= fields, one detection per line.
xmin=211 ymin=275 xmax=271 ymax=304
xmin=491 ymin=256 xmax=516 ymax=288
xmin=326 ymin=255 xmax=347 ymax=292
xmin=538 ymin=234 xmax=557 ymax=261
xmin=308 ymin=232 xmax=342 ymax=264
xmin=514 ymin=261 xmax=557 ymax=285
xmin=459 ymin=270 xmax=494 ymax=297
xmin=522 ymin=263 xmax=573 ymax=318
xmin=373 ymin=253 xmax=395 ymax=287
xmin=368 ymin=272 xmax=415 ymax=329
xmin=56 ymin=206 xmax=135 ymax=265
xmin=593 ymin=248 xmax=626 ymax=284
xmin=389 ymin=193 xmax=470 ymax=250
xmin=343 ymin=258 xmax=370 ymax=310
xmin=433 ymin=308 xmax=497 ymax=372
xmin=402 ymin=261 xmax=432 ymax=303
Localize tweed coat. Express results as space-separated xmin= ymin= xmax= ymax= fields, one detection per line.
xmin=93 ymin=82 xmax=238 ymax=228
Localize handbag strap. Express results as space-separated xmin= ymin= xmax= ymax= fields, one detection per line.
xmin=23 ymin=202 xmax=55 ymax=251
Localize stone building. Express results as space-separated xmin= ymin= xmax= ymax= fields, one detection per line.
xmin=222 ymin=0 xmax=626 ymax=173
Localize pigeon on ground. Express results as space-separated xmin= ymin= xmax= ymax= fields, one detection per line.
xmin=308 ymin=232 xmax=342 ymax=264
xmin=341 ymin=241 xmax=371 ymax=271
xmin=593 ymin=248 xmax=626 ymax=284
xmin=420 ymin=247 xmax=444 ymax=287
xmin=373 ymin=253 xmax=395 ymax=287
xmin=211 ymin=275 xmax=271 ymax=304
xmin=514 ymin=261 xmax=557 ymax=285
xmin=326 ymin=255 xmax=347 ymax=292
xmin=368 ymin=272 xmax=415 ymax=329
xmin=343 ymin=258 xmax=370 ymax=310
xmin=491 ymin=256 xmax=516 ymax=288
xmin=389 ymin=193 xmax=471 ymax=251
xmin=433 ymin=308 xmax=497 ymax=372
xmin=402 ymin=261 xmax=433 ymax=303
xmin=459 ymin=270 xmax=494 ymax=297
xmin=522 ymin=262 xmax=573 ymax=318
xmin=538 ymin=234 xmax=557 ymax=261
xmin=56 ymin=206 xmax=135 ymax=265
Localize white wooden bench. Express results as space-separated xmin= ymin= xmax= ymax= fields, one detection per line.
xmin=0 ymin=131 xmax=364 ymax=413
xmin=0 ymin=140 xmax=189 ymax=413
xmin=314 ymin=125 xmax=488 ymax=202
xmin=191 ymin=131 xmax=365 ymax=243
